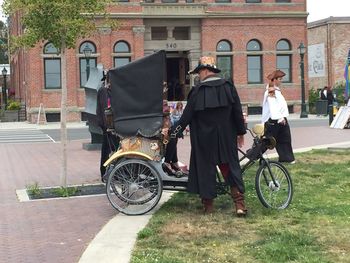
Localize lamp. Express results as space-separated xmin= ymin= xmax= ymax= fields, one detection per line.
xmin=2 ymin=67 xmax=7 ymax=110
xmin=298 ymin=42 xmax=308 ymax=118
xmin=83 ymin=45 xmax=92 ymax=81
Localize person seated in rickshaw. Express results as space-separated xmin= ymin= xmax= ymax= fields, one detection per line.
xmin=162 ymin=100 xmax=188 ymax=176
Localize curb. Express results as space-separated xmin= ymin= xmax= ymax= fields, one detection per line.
xmin=78 ymin=191 xmax=174 ymax=263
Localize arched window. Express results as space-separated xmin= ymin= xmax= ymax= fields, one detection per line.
xmin=44 ymin=43 xmax=59 ymax=54
xmin=216 ymin=40 xmax=233 ymax=79
xmin=79 ymin=41 xmax=97 ymax=87
xmin=43 ymin=42 xmax=61 ymax=89
xmin=247 ymin=39 xmax=263 ymax=83
xmin=113 ymin=41 xmax=131 ymax=68
xmin=276 ymin=39 xmax=292 ymax=82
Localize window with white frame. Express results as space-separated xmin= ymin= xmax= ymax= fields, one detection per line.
xmin=44 ymin=43 xmax=61 ymax=89
xmin=276 ymin=39 xmax=292 ymax=82
xmin=113 ymin=41 xmax=131 ymax=68
xmin=216 ymin=40 xmax=233 ymax=80
xmin=79 ymin=41 xmax=97 ymax=87
xmin=247 ymin=39 xmax=263 ymax=83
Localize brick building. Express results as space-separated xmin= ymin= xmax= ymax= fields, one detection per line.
xmin=9 ymin=0 xmax=307 ymax=122
xmin=307 ymin=16 xmax=350 ymax=93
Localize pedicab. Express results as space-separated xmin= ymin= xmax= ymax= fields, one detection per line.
xmin=103 ymin=50 xmax=293 ymax=216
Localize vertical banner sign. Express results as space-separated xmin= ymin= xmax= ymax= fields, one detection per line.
xmin=344 ymin=49 xmax=350 ymax=99
xmin=308 ymin=43 xmax=325 ymax=78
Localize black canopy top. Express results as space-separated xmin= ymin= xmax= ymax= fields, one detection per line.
xmin=109 ymin=50 xmax=166 ymax=137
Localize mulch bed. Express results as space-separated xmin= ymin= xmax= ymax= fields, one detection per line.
xmin=27 ymin=184 xmax=106 ymax=200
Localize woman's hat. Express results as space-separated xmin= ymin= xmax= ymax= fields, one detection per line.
xmin=189 ymin=56 xmax=221 ymax=74
xmin=267 ymin=69 xmax=286 ymax=80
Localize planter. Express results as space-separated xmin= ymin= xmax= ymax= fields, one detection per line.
xmin=26 ymin=184 xmax=105 ymax=200
xmin=3 ymin=110 xmax=19 ymax=122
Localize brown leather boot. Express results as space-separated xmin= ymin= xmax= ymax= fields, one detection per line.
xmin=201 ymin=198 xmax=214 ymax=214
xmin=231 ymin=186 xmax=247 ymax=216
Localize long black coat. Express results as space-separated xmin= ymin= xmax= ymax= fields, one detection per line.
xmin=96 ymin=86 xmax=111 ymax=132
xmin=175 ymin=77 xmax=246 ymax=199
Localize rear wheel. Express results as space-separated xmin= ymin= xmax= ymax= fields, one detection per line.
xmin=255 ymin=160 xmax=293 ymax=209
xmin=106 ymin=159 xmax=163 ymax=215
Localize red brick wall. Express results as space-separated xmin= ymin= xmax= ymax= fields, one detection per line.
xmin=10 ymin=1 xmax=307 ymax=122
xmin=202 ymin=17 xmax=307 ymax=105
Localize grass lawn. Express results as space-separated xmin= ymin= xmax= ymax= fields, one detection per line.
xmin=131 ymin=149 xmax=350 ymax=263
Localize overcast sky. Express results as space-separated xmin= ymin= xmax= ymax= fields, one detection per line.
xmin=0 ymin=0 xmax=349 ymax=23
xmin=307 ymin=0 xmax=350 ymax=22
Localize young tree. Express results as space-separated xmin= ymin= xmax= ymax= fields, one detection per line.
xmin=3 ymin=0 xmax=116 ymax=187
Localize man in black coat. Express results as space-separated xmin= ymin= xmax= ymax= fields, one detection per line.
xmin=171 ymin=56 xmax=247 ymax=216
xmin=96 ymin=72 xmax=120 ymax=182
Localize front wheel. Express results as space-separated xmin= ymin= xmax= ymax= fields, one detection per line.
xmin=255 ymin=160 xmax=293 ymax=209
xmin=106 ymin=159 xmax=163 ymax=215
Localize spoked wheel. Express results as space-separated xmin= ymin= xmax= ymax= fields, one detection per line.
xmin=106 ymin=159 xmax=163 ymax=215
xmin=255 ymin=160 xmax=293 ymax=209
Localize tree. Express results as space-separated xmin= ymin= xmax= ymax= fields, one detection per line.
xmin=0 ymin=21 xmax=8 ymax=64
xmin=3 ymin=0 xmax=117 ymax=187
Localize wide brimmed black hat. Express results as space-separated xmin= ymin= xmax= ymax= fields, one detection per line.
xmin=189 ymin=56 xmax=221 ymax=74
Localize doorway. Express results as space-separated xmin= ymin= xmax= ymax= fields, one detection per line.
xmin=166 ymin=53 xmax=189 ymax=101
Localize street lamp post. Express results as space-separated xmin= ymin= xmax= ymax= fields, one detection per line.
xmin=2 ymin=67 xmax=7 ymax=110
xmin=298 ymin=42 xmax=308 ymax=118
xmin=83 ymin=45 xmax=92 ymax=82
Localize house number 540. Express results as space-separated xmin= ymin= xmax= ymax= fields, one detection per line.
xmin=166 ymin=43 xmax=177 ymax=49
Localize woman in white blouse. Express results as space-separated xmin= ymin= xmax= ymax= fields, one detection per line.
xmin=262 ymin=70 xmax=295 ymax=164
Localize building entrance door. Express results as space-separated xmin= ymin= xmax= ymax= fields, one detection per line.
xmin=166 ymin=53 xmax=189 ymax=101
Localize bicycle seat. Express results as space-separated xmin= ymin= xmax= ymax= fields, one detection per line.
xmin=252 ymin=124 xmax=264 ymax=138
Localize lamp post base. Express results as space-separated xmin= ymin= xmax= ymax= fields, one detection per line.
xmin=300 ymin=112 xmax=308 ymax=118
xmin=300 ymin=103 xmax=308 ymax=118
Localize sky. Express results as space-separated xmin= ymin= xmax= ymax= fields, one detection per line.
xmin=307 ymin=0 xmax=350 ymax=22
xmin=0 ymin=0 xmax=349 ymax=23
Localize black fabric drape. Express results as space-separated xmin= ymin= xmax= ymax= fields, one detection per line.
xmin=109 ymin=50 xmax=166 ymax=137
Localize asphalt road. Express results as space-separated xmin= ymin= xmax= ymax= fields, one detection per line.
xmin=40 ymin=117 xmax=330 ymax=142
xmin=41 ymin=127 xmax=91 ymax=142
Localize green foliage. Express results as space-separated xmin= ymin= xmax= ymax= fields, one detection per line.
xmin=26 ymin=182 xmax=41 ymax=197
xmin=138 ymin=228 xmax=155 ymax=239
xmin=333 ymin=81 xmax=346 ymax=105
xmin=308 ymin=87 xmax=320 ymax=114
xmin=6 ymin=100 xmax=21 ymax=110
xmin=131 ymin=150 xmax=350 ymax=263
xmin=53 ymin=186 xmax=78 ymax=197
xmin=2 ymin=0 xmax=118 ymax=52
xmin=0 ymin=21 xmax=9 ymax=64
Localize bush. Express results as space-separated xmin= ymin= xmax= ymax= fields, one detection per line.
xmin=333 ymin=81 xmax=346 ymax=105
xmin=308 ymin=87 xmax=319 ymax=114
xmin=6 ymin=100 xmax=21 ymax=110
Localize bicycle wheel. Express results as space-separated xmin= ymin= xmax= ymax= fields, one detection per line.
xmin=255 ymin=160 xmax=293 ymax=209
xmin=106 ymin=159 xmax=163 ymax=215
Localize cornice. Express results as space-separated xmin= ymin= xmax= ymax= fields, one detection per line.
xmin=308 ymin=16 xmax=350 ymax=29
xmin=108 ymin=11 xmax=307 ymax=19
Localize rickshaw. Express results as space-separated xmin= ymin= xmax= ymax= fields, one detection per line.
xmin=103 ymin=50 xmax=293 ymax=216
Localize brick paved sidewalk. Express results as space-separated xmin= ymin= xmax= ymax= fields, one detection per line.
xmin=0 ymin=141 xmax=116 ymax=263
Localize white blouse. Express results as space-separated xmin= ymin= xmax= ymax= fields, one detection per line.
xmin=261 ymin=85 xmax=289 ymax=123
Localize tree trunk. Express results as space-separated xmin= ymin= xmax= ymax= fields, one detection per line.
xmin=60 ymin=40 xmax=68 ymax=187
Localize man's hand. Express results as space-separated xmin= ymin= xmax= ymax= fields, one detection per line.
xmin=237 ymin=135 xmax=244 ymax=148
xmin=278 ymin=118 xmax=286 ymax=125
